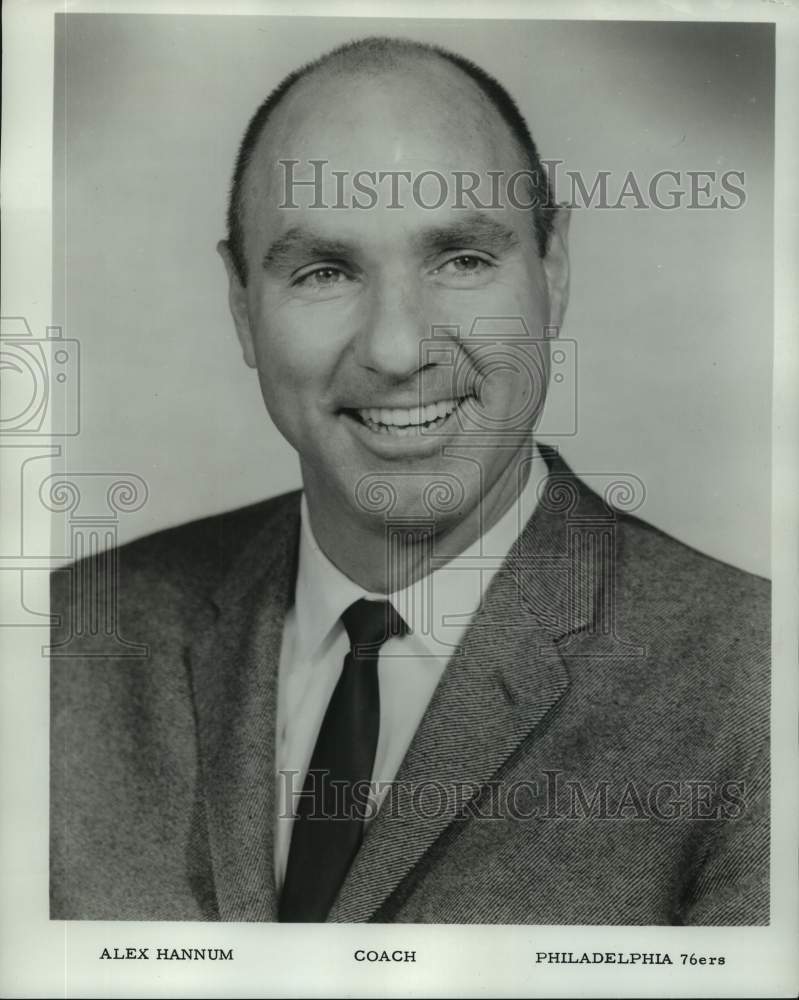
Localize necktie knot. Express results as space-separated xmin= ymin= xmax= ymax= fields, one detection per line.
xmin=341 ymin=598 xmax=408 ymax=657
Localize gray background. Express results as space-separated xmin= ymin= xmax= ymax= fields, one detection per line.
xmin=53 ymin=15 xmax=774 ymax=577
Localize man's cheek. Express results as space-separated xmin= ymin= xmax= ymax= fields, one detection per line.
xmin=479 ymin=360 xmax=545 ymax=427
xmin=253 ymin=329 xmax=328 ymax=386
xmin=255 ymin=348 xmax=335 ymax=442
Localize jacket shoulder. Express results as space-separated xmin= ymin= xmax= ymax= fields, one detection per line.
xmin=123 ymin=489 xmax=299 ymax=567
xmin=617 ymin=509 xmax=770 ymax=610
xmin=613 ymin=509 xmax=770 ymax=708
xmin=51 ymin=489 xmax=302 ymax=608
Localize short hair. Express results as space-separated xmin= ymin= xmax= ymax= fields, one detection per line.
xmin=226 ymin=36 xmax=556 ymax=286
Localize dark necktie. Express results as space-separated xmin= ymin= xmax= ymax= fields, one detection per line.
xmin=278 ymin=597 xmax=408 ymax=922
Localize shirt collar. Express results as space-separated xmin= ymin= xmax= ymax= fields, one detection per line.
xmin=293 ymin=444 xmax=549 ymax=663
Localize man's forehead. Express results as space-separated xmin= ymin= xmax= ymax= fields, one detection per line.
xmin=245 ymin=57 xmax=526 ymax=203
xmin=270 ymin=53 xmax=496 ymax=141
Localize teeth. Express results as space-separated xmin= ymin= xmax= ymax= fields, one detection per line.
xmin=357 ymin=398 xmax=462 ymax=429
xmin=351 ymin=397 xmax=469 ymax=437
xmin=383 ymin=408 xmax=409 ymax=426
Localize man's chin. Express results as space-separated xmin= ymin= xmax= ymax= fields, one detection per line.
xmin=343 ymin=470 xmax=472 ymax=536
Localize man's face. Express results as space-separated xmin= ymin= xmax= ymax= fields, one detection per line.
xmin=221 ymin=60 xmax=568 ymax=538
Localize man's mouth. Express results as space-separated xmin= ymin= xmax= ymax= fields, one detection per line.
xmin=343 ymin=396 xmax=470 ymax=436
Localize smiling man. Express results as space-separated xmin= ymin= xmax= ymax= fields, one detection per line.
xmin=50 ymin=37 xmax=770 ymax=925
xmin=218 ymin=40 xmax=567 ymax=595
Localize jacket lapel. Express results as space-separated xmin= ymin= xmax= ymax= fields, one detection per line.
xmin=187 ymin=497 xmax=300 ymax=921
xmin=328 ymin=450 xmax=607 ymax=922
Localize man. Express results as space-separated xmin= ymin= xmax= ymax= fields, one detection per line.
xmin=50 ymin=37 xmax=769 ymax=924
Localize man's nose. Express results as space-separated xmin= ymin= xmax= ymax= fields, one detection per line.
xmin=353 ymin=271 xmax=428 ymax=379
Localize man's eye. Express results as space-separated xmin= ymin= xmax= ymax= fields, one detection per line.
xmin=433 ymin=254 xmax=496 ymax=281
xmin=293 ymin=266 xmax=348 ymax=289
xmin=449 ymin=255 xmax=487 ymax=272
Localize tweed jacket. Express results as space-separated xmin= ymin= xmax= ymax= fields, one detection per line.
xmin=50 ymin=451 xmax=770 ymax=924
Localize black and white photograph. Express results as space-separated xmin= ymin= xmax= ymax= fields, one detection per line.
xmin=1 ymin=2 xmax=797 ymax=997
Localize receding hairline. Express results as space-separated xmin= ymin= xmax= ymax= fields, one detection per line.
xmin=243 ymin=45 xmax=527 ymax=197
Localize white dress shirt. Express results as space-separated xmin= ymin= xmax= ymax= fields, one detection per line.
xmin=274 ymin=450 xmax=548 ymax=889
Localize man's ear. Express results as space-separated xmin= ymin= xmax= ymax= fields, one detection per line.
xmin=542 ymin=205 xmax=571 ymax=329
xmin=217 ymin=239 xmax=257 ymax=369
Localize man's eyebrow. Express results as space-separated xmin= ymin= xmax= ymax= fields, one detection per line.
xmin=414 ymin=214 xmax=519 ymax=256
xmin=262 ymin=228 xmax=355 ymax=272
xmin=261 ymin=213 xmax=519 ymax=273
